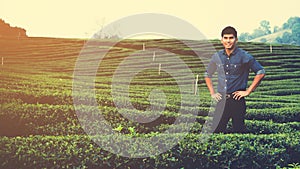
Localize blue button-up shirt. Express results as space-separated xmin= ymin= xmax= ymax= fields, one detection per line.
xmin=204 ymin=47 xmax=265 ymax=93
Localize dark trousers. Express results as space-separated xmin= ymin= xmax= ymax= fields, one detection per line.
xmin=212 ymin=96 xmax=246 ymax=133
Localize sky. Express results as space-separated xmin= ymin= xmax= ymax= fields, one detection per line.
xmin=0 ymin=0 xmax=299 ymax=40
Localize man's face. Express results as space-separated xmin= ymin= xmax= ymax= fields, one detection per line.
xmin=221 ymin=34 xmax=238 ymax=50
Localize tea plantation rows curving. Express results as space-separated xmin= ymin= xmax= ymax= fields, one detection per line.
xmin=0 ymin=38 xmax=299 ymax=168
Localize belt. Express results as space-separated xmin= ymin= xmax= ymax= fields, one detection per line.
xmin=225 ymin=93 xmax=233 ymax=99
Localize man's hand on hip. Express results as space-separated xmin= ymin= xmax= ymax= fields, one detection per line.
xmin=211 ymin=93 xmax=222 ymax=102
xmin=232 ymin=90 xmax=250 ymax=100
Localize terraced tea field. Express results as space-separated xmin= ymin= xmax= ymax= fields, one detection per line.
xmin=0 ymin=37 xmax=299 ymax=168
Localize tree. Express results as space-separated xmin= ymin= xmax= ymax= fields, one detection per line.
xmin=276 ymin=32 xmax=292 ymax=44
xmin=291 ymin=23 xmax=300 ymax=44
xmin=0 ymin=19 xmax=27 ymax=38
xmin=281 ymin=32 xmax=292 ymax=44
xmin=273 ymin=26 xmax=280 ymax=33
xmin=252 ymin=28 xmax=266 ymax=38
xmin=283 ymin=17 xmax=300 ymax=29
xmin=275 ymin=36 xmax=283 ymax=43
xmin=260 ymin=20 xmax=271 ymax=35
xmin=93 ymin=18 xmax=121 ymax=39
xmin=239 ymin=17 xmax=300 ymax=45
xmin=239 ymin=32 xmax=252 ymax=41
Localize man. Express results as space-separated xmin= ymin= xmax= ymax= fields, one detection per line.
xmin=204 ymin=26 xmax=265 ymax=133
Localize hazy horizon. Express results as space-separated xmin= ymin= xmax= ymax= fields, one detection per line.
xmin=1 ymin=0 xmax=299 ymax=40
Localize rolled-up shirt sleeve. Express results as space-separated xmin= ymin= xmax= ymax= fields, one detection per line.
xmin=248 ymin=55 xmax=265 ymax=75
xmin=256 ymin=69 xmax=265 ymax=75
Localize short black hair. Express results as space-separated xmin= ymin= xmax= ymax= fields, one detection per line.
xmin=221 ymin=26 xmax=237 ymax=38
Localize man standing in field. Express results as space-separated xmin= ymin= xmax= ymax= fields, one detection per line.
xmin=204 ymin=26 xmax=265 ymax=133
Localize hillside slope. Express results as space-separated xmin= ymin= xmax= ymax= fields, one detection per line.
xmin=0 ymin=19 xmax=27 ymax=38
xmin=249 ymin=29 xmax=291 ymax=43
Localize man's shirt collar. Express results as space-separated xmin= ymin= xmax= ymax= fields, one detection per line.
xmin=222 ymin=46 xmax=239 ymax=57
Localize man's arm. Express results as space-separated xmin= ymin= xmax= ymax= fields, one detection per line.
xmin=232 ymin=73 xmax=265 ymax=100
xmin=204 ymin=53 xmax=221 ymax=101
xmin=205 ymin=77 xmax=222 ymax=102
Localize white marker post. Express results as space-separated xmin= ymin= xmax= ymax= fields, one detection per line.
xmin=194 ymin=74 xmax=199 ymax=95
xmin=158 ymin=63 xmax=161 ymax=75
xmin=1 ymin=57 xmax=3 ymax=66
xmin=270 ymin=44 xmax=273 ymax=53
xmin=143 ymin=43 xmax=145 ymax=51
xmin=153 ymin=51 xmax=156 ymax=61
